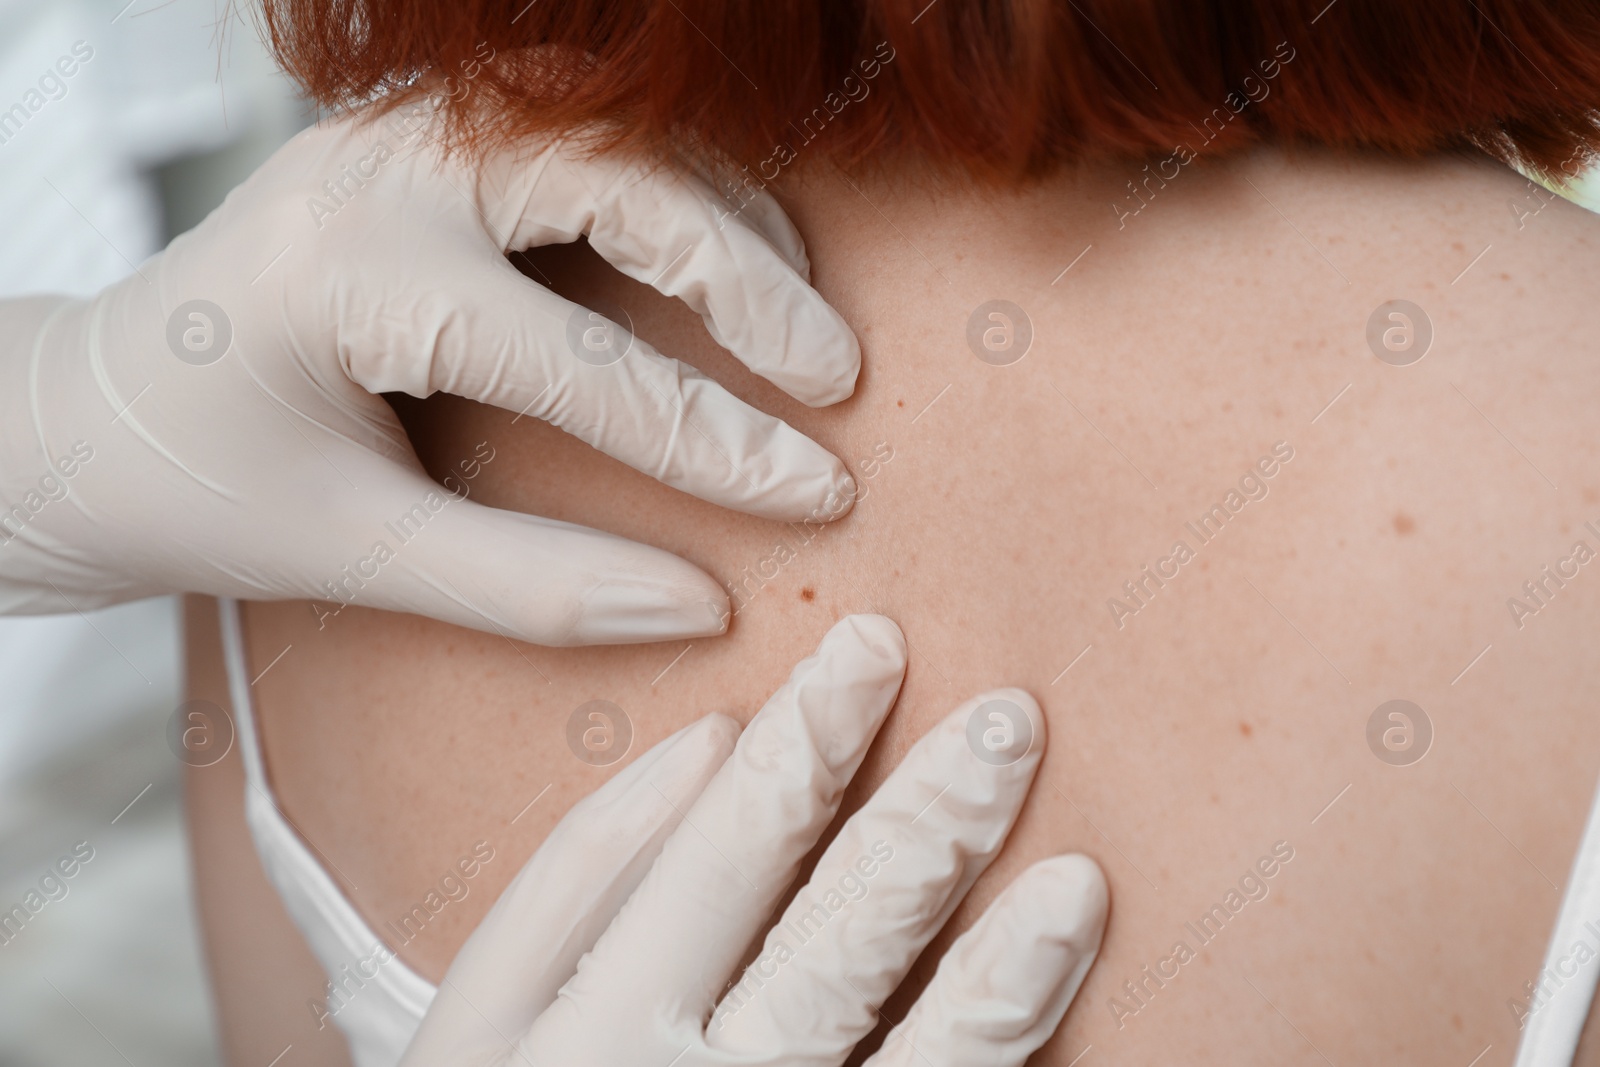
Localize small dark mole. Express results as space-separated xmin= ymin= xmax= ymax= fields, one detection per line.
xmin=1393 ymin=512 xmax=1416 ymax=536
xmin=800 ymin=587 xmax=816 ymax=601
xmin=896 ymin=399 xmax=905 ymax=408
xmin=1239 ymin=721 xmax=1253 ymax=737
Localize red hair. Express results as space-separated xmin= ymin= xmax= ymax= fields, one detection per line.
xmin=261 ymin=0 xmax=1600 ymax=182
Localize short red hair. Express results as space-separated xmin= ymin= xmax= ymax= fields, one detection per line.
xmin=261 ymin=0 xmax=1600 ymax=182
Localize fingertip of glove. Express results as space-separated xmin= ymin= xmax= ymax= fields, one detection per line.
xmin=827 ymin=614 xmax=908 ymax=677
xmin=690 ymin=712 xmax=742 ymax=758
xmin=798 ymin=371 xmax=859 ymax=409
xmin=707 ymin=592 xmax=732 ymax=636
xmin=766 ymin=614 xmax=907 ymax=773
xmin=1027 ymin=854 xmax=1110 ymax=938
xmin=644 ymin=714 xmax=740 ymax=806
xmin=737 ymin=428 xmax=856 ymax=525
xmin=764 ymin=292 xmax=860 ymax=408
xmin=794 ymin=326 xmax=861 ymax=409
xmin=968 ymin=686 xmax=1047 ymax=747
xmin=571 ymin=564 xmax=729 ymax=644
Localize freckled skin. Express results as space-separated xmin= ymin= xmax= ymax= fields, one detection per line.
xmin=189 ymin=148 xmax=1600 ymax=1066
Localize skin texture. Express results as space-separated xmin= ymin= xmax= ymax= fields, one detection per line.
xmin=186 ymin=146 xmax=1600 ymax=1065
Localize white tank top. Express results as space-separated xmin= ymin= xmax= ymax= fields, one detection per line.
xmin=218 ymin=598 xmax=435 ymax=1066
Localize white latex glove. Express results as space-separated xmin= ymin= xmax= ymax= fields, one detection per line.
xmin=0 ymin=97 xmax=859 ymax=644
xmin=402 ymin=615 xmax=1108 ymax=1067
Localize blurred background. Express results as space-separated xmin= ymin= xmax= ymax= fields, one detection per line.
xmin=0 ymin=1 xmax=309 ymax=1061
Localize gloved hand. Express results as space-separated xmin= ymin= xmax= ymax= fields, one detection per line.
xmin=401 ymin=615 xmax=1107 ymax=1066
xmin=0 ymin=97 xmax=859 ymax=644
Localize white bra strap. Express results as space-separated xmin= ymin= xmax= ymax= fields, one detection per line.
xmin=213 ymin=596 xmax=435 ymax=1064
xmin=1514 ymin=771 xmax=1600 ymax=1067
xmin=217 ymin=596 xmax=270 ymax=795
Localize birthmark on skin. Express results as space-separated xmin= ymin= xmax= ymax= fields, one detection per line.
xmin=1393 ymin=512 xmax=1416 ymax=536
xmin=800 ymin=587 xmax=816 ymax=602
xmin=897 ymin=399 xmax=905 ymax=408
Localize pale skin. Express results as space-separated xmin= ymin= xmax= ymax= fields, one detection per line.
xmin=185 ymin=145 xmax=1600 ymax=1065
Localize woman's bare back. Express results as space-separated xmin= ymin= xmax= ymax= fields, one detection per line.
xmin=189 ymin=146 xmax=1600 ymax=1065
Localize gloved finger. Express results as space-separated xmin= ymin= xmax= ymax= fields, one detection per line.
xmin=539 ymin=615 xmax=908 ymax=1039
xmin=695 ymin=167 xmax=813 ymax=280
xmin=493 ymin=147 xmax=860 ymax=407
xmin=313 ymin=462 xmax=729 ymax=645
xmin=707 ymin=689 xmax=1046 ymax=1061
xmin=363 ymin=257 xmax=854 ymax=524
xmin=862 ymin=855 xmax=1108 ymax=1067
xmin=399 ymin=714 xmax=739 ymax=1067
